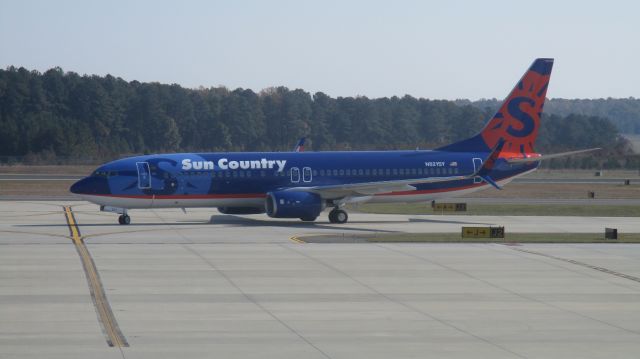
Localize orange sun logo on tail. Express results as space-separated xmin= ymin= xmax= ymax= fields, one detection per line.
xmin=480 ymin=59 xmax=553 ymax=157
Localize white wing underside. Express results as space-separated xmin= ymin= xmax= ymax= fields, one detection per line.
xmin=284 ymin=174 xmax=474 ymax=199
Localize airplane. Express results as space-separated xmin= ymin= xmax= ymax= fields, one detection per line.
xmin=70 ymin=58 xmax=598 ymax=225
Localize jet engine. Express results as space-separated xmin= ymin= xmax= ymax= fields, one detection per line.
xmin=265 ymin=191 xmax=324 ymax=221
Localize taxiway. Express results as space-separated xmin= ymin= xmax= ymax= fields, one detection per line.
xmin=1 ymin=201 xmax=640 ymax=359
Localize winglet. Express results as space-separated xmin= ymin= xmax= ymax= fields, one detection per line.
xmin=293 ymin=137 xmax=306 ymax=152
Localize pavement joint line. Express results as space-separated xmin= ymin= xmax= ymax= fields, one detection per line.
xmin=280 ymin=243 xmax=527 ymax=359
xmin=182 ymin=243 xmax=333 ymax=359
xmin=484 ymin=243 xmax=640 ymax=294
xmin=63 ymin=206 xmax=129 ymax=350
xmin=383 ymin=242 xmax=640 ymax=337
xmin=509 ymin=246 xmax=640 ymax=284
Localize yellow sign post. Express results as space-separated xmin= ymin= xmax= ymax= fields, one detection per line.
xmin=461 ymin=226 xmax=505 ymax=239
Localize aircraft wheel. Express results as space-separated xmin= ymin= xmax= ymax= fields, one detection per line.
xmin=118 ymin=214 xmax=131 ymax=225
xmin=329 ymin=209 xmax=348 ymax=224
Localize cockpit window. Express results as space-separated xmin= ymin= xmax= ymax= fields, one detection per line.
xmin=92 ymin=170 xmax=118 ymax=177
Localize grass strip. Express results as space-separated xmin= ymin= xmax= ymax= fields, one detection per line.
xmin=301 ymin=232 xmax=640 ymax=243
xmin=356 ymin=203 xmax=640 ymax=217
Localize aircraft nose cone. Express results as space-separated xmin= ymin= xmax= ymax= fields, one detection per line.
xmin=70 ymin=177 xmax=90 ymax=195
xmin=69 ymin=175 xmax=112 ymax=195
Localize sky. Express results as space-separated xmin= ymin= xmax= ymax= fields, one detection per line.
xmin=1 ymin=0 xmax=638 ymax=100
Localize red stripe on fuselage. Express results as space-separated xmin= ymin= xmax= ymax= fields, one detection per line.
xmin=87 ymin=193 xmax=267 ymax=199
xmin=92 ymin=181 xmax=488 ymax=200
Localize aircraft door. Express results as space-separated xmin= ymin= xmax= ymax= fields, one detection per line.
xmin=136 ymin=162 xmax=151 ymax=189
xmin=472 ymin=158 xmax=482 ymax=184
xmin=302 ymin=167 xmax=312 ymax=183
xmin=290 ymin=167 xmax=300 ymax=183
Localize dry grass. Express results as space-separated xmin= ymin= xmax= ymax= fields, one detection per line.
xmin=0 ymin=165 xmax=94 ymax=175
xmin=465 ymin=183 xmax=640 ymax=199
xmin=528 ymin=169 xmax=639 ymax=179
xmin=0 ymin=180 xmax=75 ymax=196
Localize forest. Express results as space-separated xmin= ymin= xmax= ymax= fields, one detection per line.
xmin=457 ymin=97 xmax=640 ymax=134
xmin=0 ymin=66 xmax=636 ymax=169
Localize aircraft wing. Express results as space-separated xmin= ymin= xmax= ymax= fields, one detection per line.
xmin=285 ymin=139 xmax=506 ymax=199
xmin=285 ymin=174 xmax=475 ymax=198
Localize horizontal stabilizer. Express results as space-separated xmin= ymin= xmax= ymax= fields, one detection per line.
xmin=479 ymin=174 xmax=502 ymax=190
xmin=506 ymin=148 xmax=601 ymax=164
xmin=475 ymin=138 xmax=505 ymax=177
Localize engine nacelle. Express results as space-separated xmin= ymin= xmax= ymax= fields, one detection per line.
xmin=265 ymin=191 xmax=324 ymax=219
xmin=218 ymin=207 xmax=265 ymax=215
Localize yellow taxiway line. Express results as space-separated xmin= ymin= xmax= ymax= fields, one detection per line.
xmin=289 ymin=236 xmax=306 ymax=244
xmin=63 ymin=206 xmax=128 ymax=348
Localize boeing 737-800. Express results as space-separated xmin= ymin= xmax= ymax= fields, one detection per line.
xmin=70 ymin=58 xmax=597 ymax=225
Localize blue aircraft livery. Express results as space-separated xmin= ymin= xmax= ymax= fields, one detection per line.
xmin=70 ymin=58 xmax=598 ymax=225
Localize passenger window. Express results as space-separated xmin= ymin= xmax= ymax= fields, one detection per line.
xmin=358 ymin=169 xmax=364 ymax=176
xmin=260 ymin=171 xmax=265 ymax=177
xmin=333 ymin=169 xmax=338 ymax=176
xmin=399 ymin=169 xmax=405 ymax=175
xmin=365 ymin=169 xmax=370 ymax=175
xmin=339 ymin=169 xmax=344 ymax=176
xmin=313 ymin=170 xmax=318 ymax=176
xmin=346 ymin=169 xmax=351 ymax=176
xmin=393 ymin=169 xmax=398 ymax=175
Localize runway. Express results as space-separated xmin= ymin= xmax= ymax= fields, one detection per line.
xmin=2 ymin=201 xmax=640 ymax=358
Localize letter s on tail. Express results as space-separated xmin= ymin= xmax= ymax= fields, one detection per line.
xmin=437 ymin=58 xmax=553 ymax=157
xmin=481 ymin=58 xmax=553 ymax=156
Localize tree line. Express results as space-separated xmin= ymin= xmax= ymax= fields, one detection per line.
xmin=457 ymin=97 xmax=640 ymax=134
xmin=0 ymin=66 xmax=634 ymax=168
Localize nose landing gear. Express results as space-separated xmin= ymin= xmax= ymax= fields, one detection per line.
xmin=100 ymin=205 xmax=131 ymax=225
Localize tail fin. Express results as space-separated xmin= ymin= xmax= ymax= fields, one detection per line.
xmin=437 ymin=58 xmax=554 ymax=156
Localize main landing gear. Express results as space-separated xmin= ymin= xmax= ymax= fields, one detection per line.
xmin=118 ymin=214 xmax=131 ymax=225
xmin=328 ymin=209 xmax=348 ymax=224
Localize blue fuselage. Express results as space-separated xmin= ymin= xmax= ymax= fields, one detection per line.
xmin=70 ymin=150 xmax=537 ymax=209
